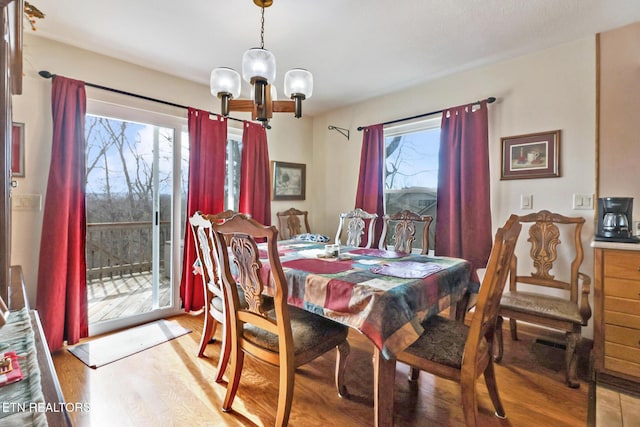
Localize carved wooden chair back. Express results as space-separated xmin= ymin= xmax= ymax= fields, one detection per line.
xmin=396 ymin=215 xmax=521 ymax=427
xmin=495 ymin=209 xmax=592 ymax=388
xmin=276 ymin=207 xmax=310 ymax=240
xmin=211 ymin=213 xmax=350 ymax=426
xmin=379 ymin=209 xmax=433 ymax=254
xmin=335 ymin=208 xmax=378 ymax=248
xmin=189 ymin=210 xmax=236 ymax=380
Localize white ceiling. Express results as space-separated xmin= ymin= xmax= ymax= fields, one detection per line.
xmin=27 ymin=0 xmax=640 ymax=116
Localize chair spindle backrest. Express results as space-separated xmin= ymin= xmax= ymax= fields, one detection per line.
xmin=379 ymin=210 xmax=433 ymax=254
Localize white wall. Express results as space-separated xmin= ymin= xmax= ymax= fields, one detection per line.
xmin=311 ymin=37 xmax=597 ymax=338
xmin=11 ymin=34 xmax=314 ymax=307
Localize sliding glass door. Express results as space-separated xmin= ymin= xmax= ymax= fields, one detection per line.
xmin=85 ymin=100 xmax=187 ymax=335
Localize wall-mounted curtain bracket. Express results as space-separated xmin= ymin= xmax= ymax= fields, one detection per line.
xmin=328 ymin=125 xmax=350 ymax=140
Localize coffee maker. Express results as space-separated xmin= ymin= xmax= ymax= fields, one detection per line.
xmin=595 ymin=197 xmax=639 ymax=242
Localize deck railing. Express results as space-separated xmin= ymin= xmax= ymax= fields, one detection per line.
xmin=86 ymin=221 xmax=171 ymax=281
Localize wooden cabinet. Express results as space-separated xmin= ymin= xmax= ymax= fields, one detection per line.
xmin=593 ymin=243 xmax=640 ymax=385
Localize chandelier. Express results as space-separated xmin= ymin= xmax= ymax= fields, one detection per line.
xmin=210 ymin=0 xmax=313 ymax=127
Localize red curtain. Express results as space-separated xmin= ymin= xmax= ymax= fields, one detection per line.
xmin=355 ymin=124 xmax=385 ymax=246
xmin=239 ymin=121 xmax=271 ymax=226
xmin=36 ymin=76 xmax=88 ymax=351
xmin=435 ymin=101 xmax=492 ymax=282
xmin=180 ymin=108 xmax=227 ymax=311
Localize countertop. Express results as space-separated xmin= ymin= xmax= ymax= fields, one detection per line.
xmin=591 ymin=239 xmax=640 ymax=251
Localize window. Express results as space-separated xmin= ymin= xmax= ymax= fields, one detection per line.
xmin=225 ymin=127 xmax=243 ymax=211
xmin=383 ymin=116 xmax=441 ymax=250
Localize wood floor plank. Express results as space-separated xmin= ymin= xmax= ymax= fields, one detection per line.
xmin=53 ymin=313 xmax=590 ymax=426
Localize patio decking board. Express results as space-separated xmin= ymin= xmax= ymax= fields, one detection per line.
xmin=87 ymin=273 xmax=171 ymax=324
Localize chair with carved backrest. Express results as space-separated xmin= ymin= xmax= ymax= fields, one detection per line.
xmin=379 ymin=209 xmax=433 ymax=254
xmin=396 ymin=215 xmax=521 ymax=427
xmin=335 ymin=208 xmax=378 ymax=248
xmin=276 ymin=208 xmax=311 ymax=240
xmin=189 ymin=209 xmax=235 ymax=382
xmin=495 ymin=210 xmax=592 ymax=388
xmin=212 ymin=213 xmax=351 ymax=426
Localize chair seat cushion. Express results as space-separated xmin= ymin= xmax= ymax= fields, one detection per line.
xmin=243 ymin=306 xmax=348 ymax=357
xmin=402 ymin=316 xmax=470 ymax=369
xmin=501 ymin=291 xmax=583 ymax=324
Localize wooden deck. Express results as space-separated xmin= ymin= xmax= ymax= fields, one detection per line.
xmin=87 ymin=272 xmax=172 ymax=324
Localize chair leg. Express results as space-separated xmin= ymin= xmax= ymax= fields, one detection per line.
xmin=198 ymin=312 xmax=218 ymax=357
xmin=222 ymin=349 xmax=244 ymax=412
xmin=214 ymin=319 xmax=230 ymax=383
xmin=408 ymin=367 xmax=420 ymax=383
xmin=565 ymin=330 xmax=580 ymax=389
xmin=483 ymin=359 xmax=507 ymax=419
xmin=460 ymin=373 xmax=479 ymax=427
xmin=275 ymin=357 xmax=296 ymax=427
xmin=335 ymin=341 xmax=351 ymax=398
xmin=509 ymin=318 xmax=518 ymax=341
xmin=494 ymin=316 xmax=504 ymax=363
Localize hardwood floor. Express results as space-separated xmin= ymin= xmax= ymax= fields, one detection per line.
xmin=53 ymin=313 xmax=589 ymax=426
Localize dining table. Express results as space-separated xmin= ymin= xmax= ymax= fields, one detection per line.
xmin=254 ymin=240 xmax=472 ymax=427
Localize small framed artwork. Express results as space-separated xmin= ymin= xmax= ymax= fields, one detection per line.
xmin=11 ymin=122 xmax=25 ymax=177
xmin=500 ymin=130 xmax=561 ymax=180
xmin=271 ymin=161 xmax=306 ymax=201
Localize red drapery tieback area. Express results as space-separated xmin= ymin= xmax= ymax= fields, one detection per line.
xmin=180 ymin=108 xmax=227 ymax=312
xmin=36 ymin=76 xmax=88 ymax=351
xmin=435 ymin=101 xmax=492 ymax=282
xmin=239 ymin=121 xmax=271 ymax=226
xmin=355 ymin=124 xmax=385 ymax=247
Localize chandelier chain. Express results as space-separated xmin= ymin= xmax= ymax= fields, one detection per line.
xmin=260 ymin=6 xmax=265 ymax=49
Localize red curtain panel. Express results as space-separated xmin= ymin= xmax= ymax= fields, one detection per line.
xmin=355 ymin=124 xmax=385 ymax=247
xmin=436 ymin=101 xmax=492 ymax=282
xmin=239 ymin=121 xmax=271 ymax=226
xmin=180 ymin=108 xmax=227 ymax=311
xmin=36 ymin=76 xmax=88 ymax=351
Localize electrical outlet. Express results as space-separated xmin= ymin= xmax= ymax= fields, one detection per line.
xmin=634 ymin=221 xmax=640 ymax=236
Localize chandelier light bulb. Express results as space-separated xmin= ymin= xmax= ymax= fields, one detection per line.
xmin=284 ymin=69 xmax=313 ymax=99
xmin=242 ymin=48 xmax=276 ymax=84
xmin=210 ymin=67 xmax=241 ymax=99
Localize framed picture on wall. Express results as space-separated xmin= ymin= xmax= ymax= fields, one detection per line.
xmin=271 ymin=161 xmax=306 ymax=201
xmin=11 ymin=122 xmax=25 ymax=177
xmin=500 ymin=130 xmax=561 ymax=180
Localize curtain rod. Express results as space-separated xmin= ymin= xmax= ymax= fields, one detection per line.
xmin=356 ymin=96 xmax=496 ymax=131
xmin=38 ymin=70 xmax=244 ymax=124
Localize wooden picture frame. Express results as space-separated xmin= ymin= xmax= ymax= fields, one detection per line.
xmin=500 ymin=130 xmax=560 ymax=180
xmin=11 ymin=122 xmax=24 ymax=177
xmin=271 ymin=161 xmax=306 ymax=201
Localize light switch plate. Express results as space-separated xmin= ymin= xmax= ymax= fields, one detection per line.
xmin=572 ymin=193 xmax=594 ymax=210
xmin=11 ymin=194 xmax=42 ymax=211
xmin=520 ymin=194 xmax=533 ymax=209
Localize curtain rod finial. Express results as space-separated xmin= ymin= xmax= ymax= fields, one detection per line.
xmin=38 ymin=70 xmax=55 ymax=79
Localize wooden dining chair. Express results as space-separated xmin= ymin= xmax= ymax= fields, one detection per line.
xmin=276 ymin=207 xmax=310 ymax=240
xmin=494 ymin=210 xmax=592 ymax=388
xmin=211 ymin=213 xmax=351 ymax=427
xmin=189 ymin=210 xmax=236 ymax=383
xmin=396 ymin=215 xmax=521 ymax=427
xmin=335 ymin=208 xmax=378 ymax=248
xmin=378 ymin=209 xmax=433 ymax=254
